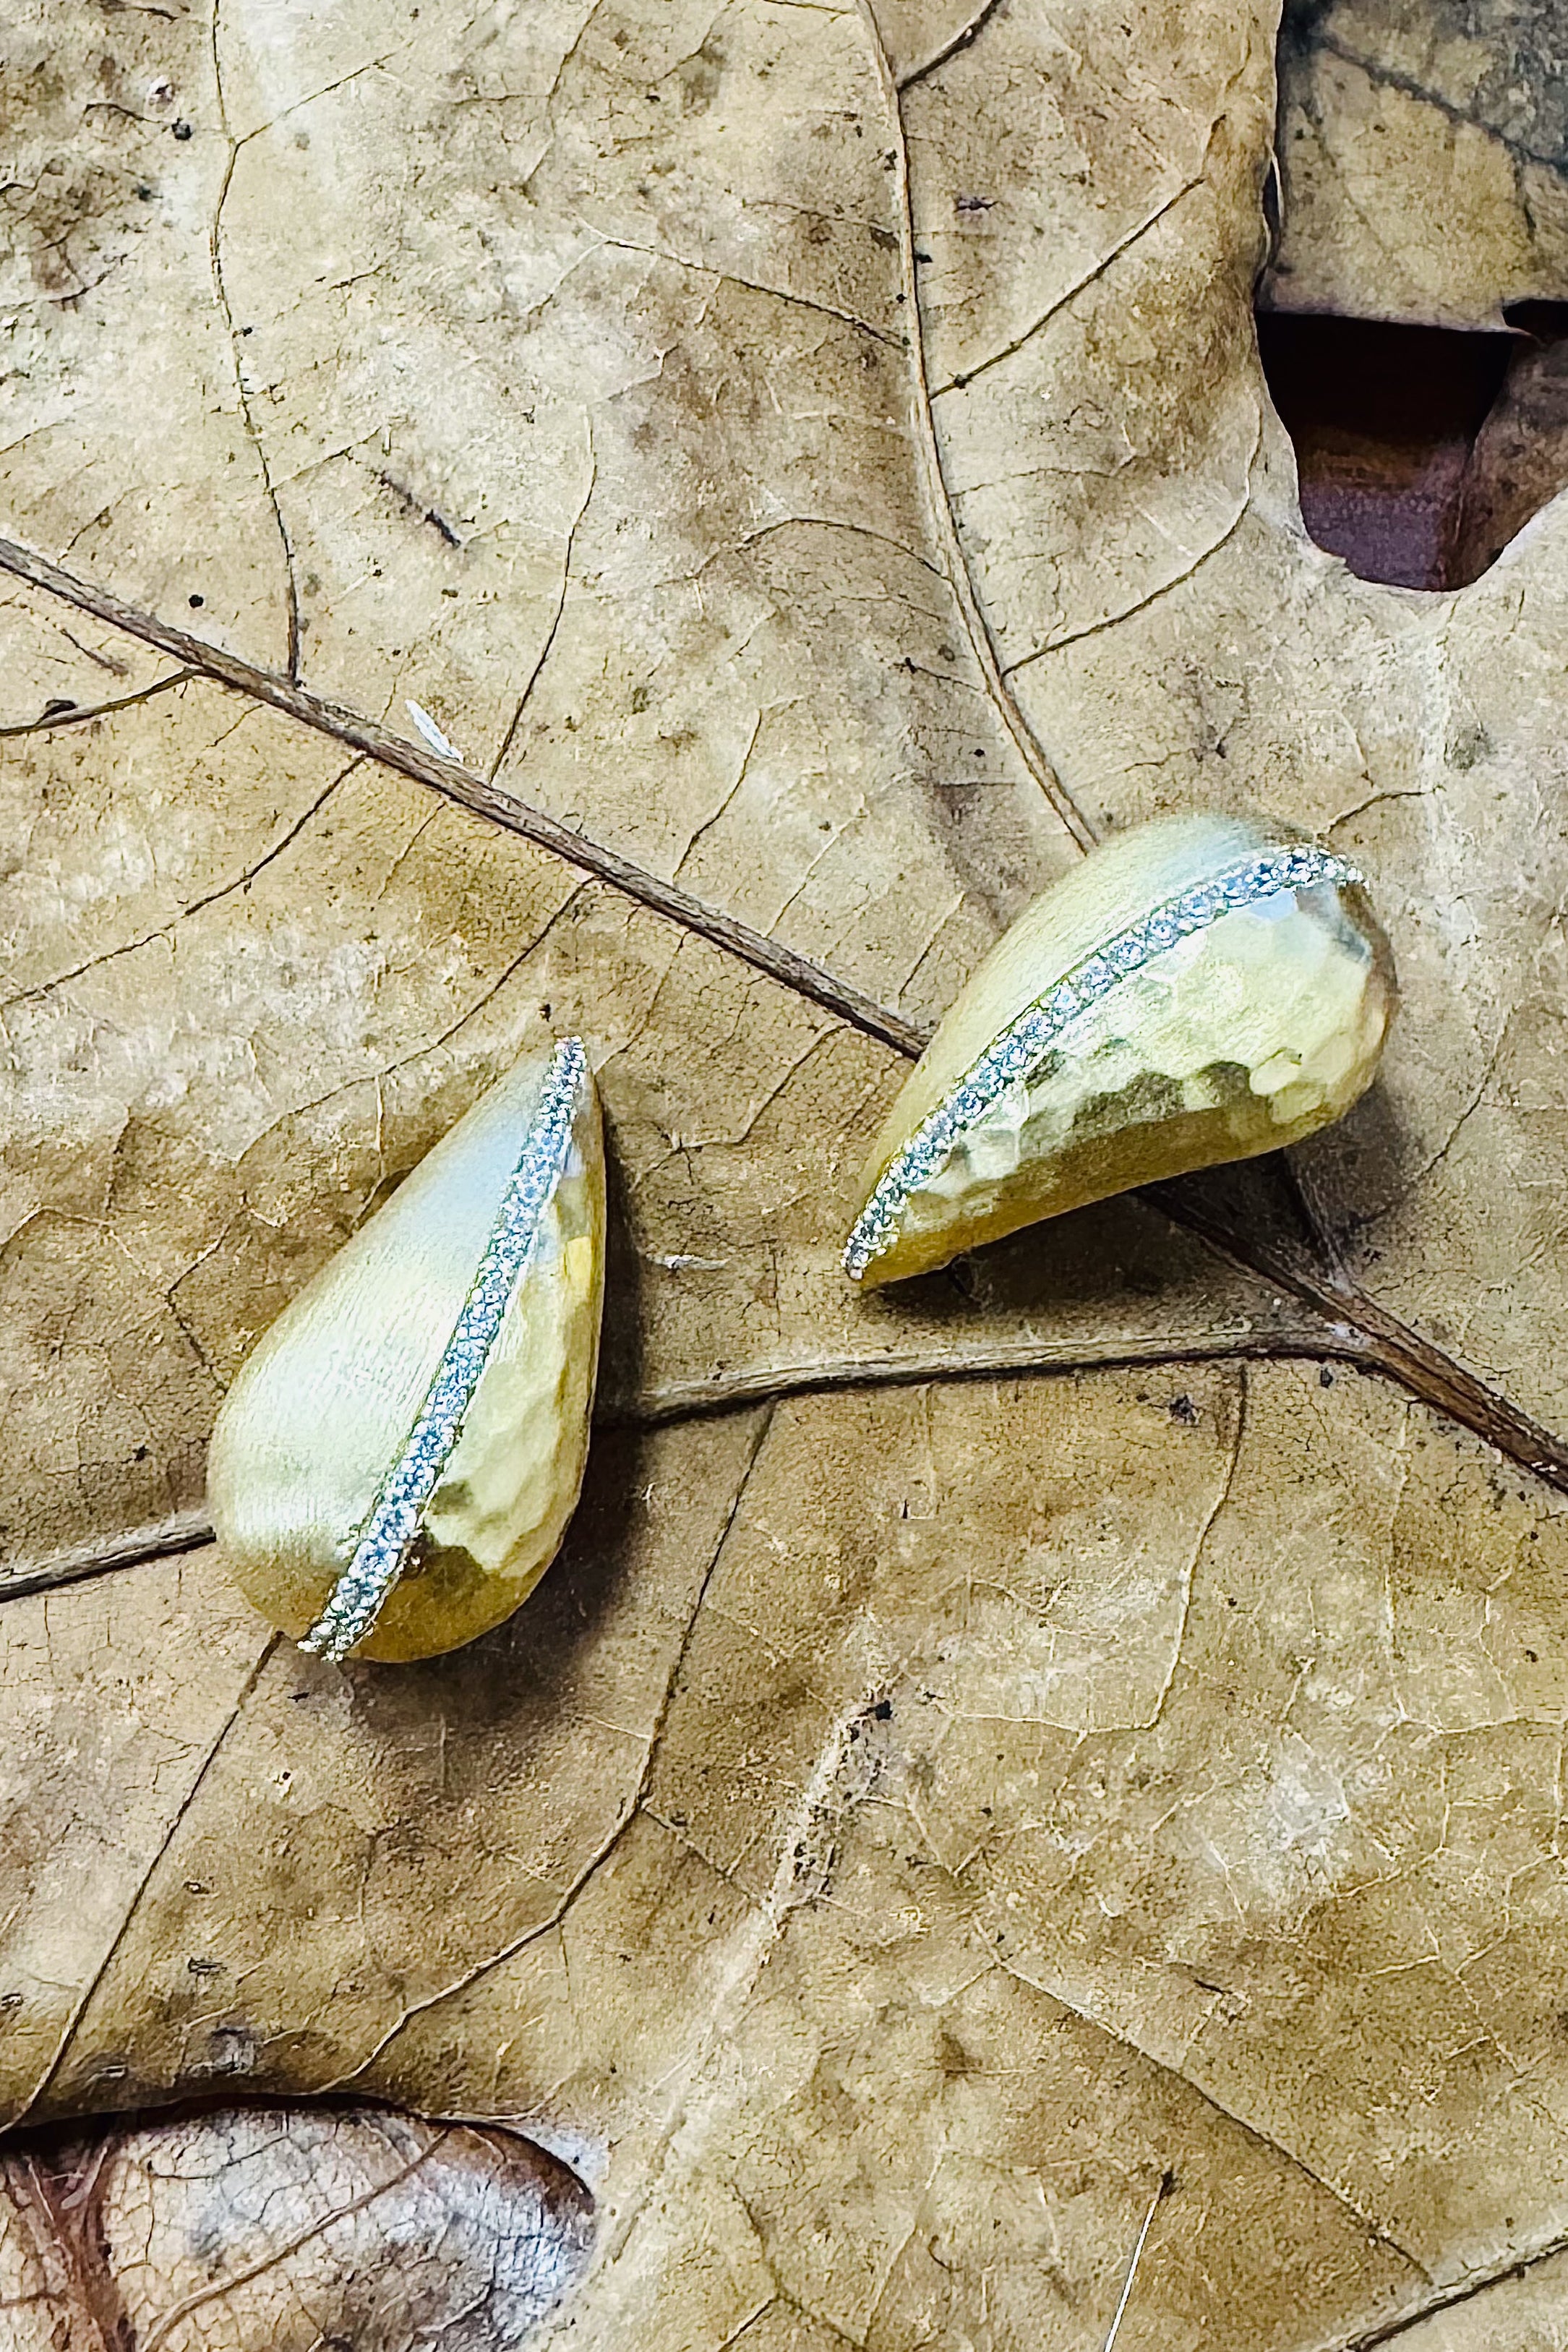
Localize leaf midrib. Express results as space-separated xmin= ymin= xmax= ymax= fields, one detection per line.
xmin=0 ymin=530 xmax=1564 ymax=1519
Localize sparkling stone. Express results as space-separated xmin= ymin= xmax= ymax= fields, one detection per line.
xmin=844 ymin=820 xmax=1393 ymax=1293
xmin=842 ymin=840 xmax=1371 ymax=1288
xmin=283 ymin=1037 xmax=595 ymax=1662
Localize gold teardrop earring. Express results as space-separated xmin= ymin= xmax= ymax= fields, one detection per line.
xmin=207 ymin=1038 xmax=606 ymax=1664
xmin=845 ymin=811 xmax=1395 ymax=1287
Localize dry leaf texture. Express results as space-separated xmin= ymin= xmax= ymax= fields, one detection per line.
xmin=4 ymin=0 xmax=1568 ymax=2343
xmin=0 ymin=2103 xmax=593 ymax=2349
xmin=1269 ymin=0 xmax=1568 ymax=326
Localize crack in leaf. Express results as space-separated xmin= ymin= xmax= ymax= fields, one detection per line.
xmin=1004 ymin=407 xmax=1264 ymax=668
xmin=8 ymin=1630 xmax=282 ymax=2132
xmin=490 ymin=446 xmax=595 ymax=784
xmin=1375 ymin=1015 xmax=1514 ymax=1217
xmin=231 ymin=38 xmax=415 ymax=150
xmin=1306 ymin=32 xmax=1568 ymax=179
xmin=590 ymin=230 xmax=899 ymax=346
xmin=0 ymin=666 xmax=193 ymax=737
xmin=326 ymin=1404 xmax=777 ymax=2084
xmin=208 ymin=0 xmax=302 ymax=679
xmin=737 ymin=512 xmax=946 ymax=579
xmin=1141 ymin=1363 xmax=1247 ymax=1730
xmin=3 ymin=534 xmax=1568 ymax=1504
xmin=852 ymin=0 xmax=1102 ymax=851
xmin=673 ymin=709 xmax=763 ymax=879
xmin=0 ymin=758 xmax=360 ymax=1014
xmin=932 ymin=172 xmax=1207 ymax=397
xmin=257 ymin=880 xmax=591 ymax=1139
xmin=714 ymin=2298 xmax=779 ymax=2351
xmin=896 ymin=0 xmax=1008 ymax=93
xmin=988 ymin=1951 xmax=1429 ymax=2278
xmin=1333 ymin=2223 xmax=1568 ymax=2350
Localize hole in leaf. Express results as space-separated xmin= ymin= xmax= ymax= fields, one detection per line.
xmin=1256 ymin=309 xmax=1568 ymax=591
xmin=1259 ymin=0 xmax=1568 ymax=591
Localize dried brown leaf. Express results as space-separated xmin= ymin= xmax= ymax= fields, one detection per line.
xmin=4 ymin=0 xmax=1568 ymax=2345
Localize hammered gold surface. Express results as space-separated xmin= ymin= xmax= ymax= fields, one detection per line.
xmin=853 ymin=813 xmax=1395 ymax=1283
xmin=208 ymin=1051 xmax=605 ymax=1661
xmin=4 ymin=0 xmax=1568 ymax=2343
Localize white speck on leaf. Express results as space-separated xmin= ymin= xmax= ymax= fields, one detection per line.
xmin=406 ymin=700 xmax=463 ymax=763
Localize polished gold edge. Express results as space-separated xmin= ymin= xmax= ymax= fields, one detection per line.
xmin=299 ymin=1039 xmax=589 ymax=1663
xmin=844 ymin=846 xmax=1363 ymax=1280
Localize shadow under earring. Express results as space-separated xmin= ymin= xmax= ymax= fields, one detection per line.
xmin=207 ymin=1038 xmax=605 ymax=1663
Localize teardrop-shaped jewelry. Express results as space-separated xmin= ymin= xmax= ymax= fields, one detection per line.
xmin=845 ymin=811 xmax=1395 ymax=1287
xmin=207 ymin=1039 xmax=605 ymax=1662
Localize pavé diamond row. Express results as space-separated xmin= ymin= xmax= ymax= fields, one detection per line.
xmin=300 ymin=1036 xmax=588 ymax=1662
xmin=843 ymin=847 xmax=1363 ymax=1283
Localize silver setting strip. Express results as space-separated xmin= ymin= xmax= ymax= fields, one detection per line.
xmin=301 ymin=1037 xmax=588 ymax=1663
xmin=844 ymin=847 xmax=1363 ymax=1283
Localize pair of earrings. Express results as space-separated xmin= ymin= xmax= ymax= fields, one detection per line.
xmin=210 ymin=808 xmax=1395 ymax=1664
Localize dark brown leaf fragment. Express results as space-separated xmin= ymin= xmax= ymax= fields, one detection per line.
xmin=0 ymin=2103 xmax=593 ymax=2351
